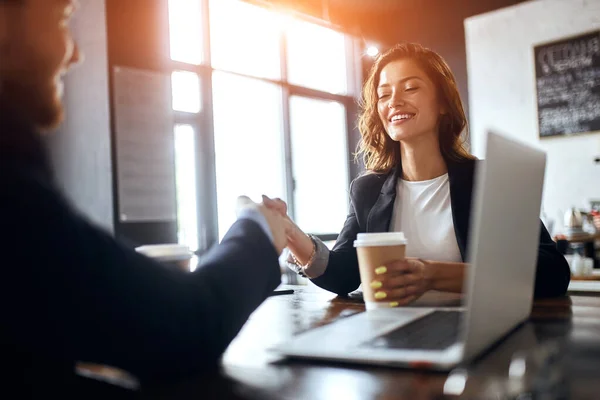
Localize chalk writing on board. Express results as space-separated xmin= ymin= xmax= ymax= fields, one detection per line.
xmin=113 ymin=67 xmax=177 ymax=222
xmin=534 ymin=31 xmax=600 ymax=137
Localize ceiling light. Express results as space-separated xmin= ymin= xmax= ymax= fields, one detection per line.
xmin=366 ymin=46 xmax=379 ymax=57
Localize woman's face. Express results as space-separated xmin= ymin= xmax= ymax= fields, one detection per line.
xmin=376 ymin=58 xmax=444 ymax=144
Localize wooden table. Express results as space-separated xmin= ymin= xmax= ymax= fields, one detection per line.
xmin=86 ymin=285 xmax=600 ymax=399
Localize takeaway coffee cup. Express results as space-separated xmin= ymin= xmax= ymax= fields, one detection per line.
xmin=354 ymin=232 xmax=407 ymax=310
xmin=135 ymin=244 xmax=193 ymax=272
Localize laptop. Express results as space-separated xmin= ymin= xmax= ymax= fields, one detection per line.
xmin=273 ymin=131 xmax=547 ymax=370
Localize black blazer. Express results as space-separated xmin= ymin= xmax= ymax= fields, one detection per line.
xmin=0 ymin=112 xmax=281 ymax=391
xmin=311 ymin=158 xmax=571 ymax=299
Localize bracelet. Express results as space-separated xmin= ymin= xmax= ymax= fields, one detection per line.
xmin=290 ymin=235 xmax=317 ymax=269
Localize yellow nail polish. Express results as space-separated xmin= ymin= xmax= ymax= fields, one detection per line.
xmin=374 ymin=291 xmax=387 ymax=300
xmin=375 ymin=266 xmax=387 ymax=275
xmin=370 ymin=280 xmax=382 ymax=289
xmin=389 ymin=301 xmax=399 ymax=307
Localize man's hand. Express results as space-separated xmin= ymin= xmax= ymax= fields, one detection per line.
xmin=236 ymin=196 xmax=290 ymax=255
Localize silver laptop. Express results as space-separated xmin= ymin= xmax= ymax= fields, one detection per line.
xmin=273 ymin=131 xmax=547 ymax=370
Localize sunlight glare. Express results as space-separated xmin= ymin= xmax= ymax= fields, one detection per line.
xmin=286 ymin=19 xmax=348 ymax=94
xmin=210 ymin=0 xmax=283 ymax=79
xmin=168 ymin=0 xmax=202 ymax=65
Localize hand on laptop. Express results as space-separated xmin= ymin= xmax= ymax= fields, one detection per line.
xmin=371 ymin=258 xmax=433 ymax=306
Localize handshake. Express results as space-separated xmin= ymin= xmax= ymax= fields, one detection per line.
xmin=236 ymin=195 xmax=296 ymax=255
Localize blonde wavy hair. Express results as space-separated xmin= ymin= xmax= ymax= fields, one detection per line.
xmin=357 ymin=43 xmax=475 ymax=173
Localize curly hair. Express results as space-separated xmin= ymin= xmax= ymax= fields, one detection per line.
xmin=356 ymin=43 xmax=475 ymax=173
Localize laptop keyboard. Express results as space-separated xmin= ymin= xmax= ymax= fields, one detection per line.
xmin=361 ymin=310 xmax=462 ymax=350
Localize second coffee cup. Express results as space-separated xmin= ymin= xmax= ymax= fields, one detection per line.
xmin=135 ymin=244 xmax=194 ymax=272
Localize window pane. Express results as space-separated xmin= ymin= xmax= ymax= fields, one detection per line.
xmin=212 ymin=71 xmax=286 ymax=239
xmin=290 ymin=96 xmax=348 ymax=234
xmin=168 ymin=0 xmax=203 ymax=65
xmin=209 ymin=0 xmax=282 ymax=79
xmin=171 ymin=71 xmax=201 ymax=113
xmin=286 ymin=21 xmax=348 ymax=94
xmin=174 ymin=124 xmax=199 ymax=251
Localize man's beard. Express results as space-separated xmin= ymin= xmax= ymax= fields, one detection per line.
xmin=0 ymin=77 xmax=64 ymax=132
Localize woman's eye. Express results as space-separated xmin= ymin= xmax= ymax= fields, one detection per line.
xmin=405 ymin=87 xmax=419 ymax=92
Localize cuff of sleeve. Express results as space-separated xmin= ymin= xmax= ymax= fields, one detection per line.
xmin=283 ymin=235 xmax=330 ymax=279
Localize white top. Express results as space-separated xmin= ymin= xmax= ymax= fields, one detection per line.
xmin=390 ymin=173 xmax=462 ymax=262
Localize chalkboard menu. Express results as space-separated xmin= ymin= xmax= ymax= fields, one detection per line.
xmin=534 ymin=30 xmax=600 ymax=137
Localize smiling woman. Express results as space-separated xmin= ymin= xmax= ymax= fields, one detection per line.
xmin=274 ymin=42 xmax=570 ymax=305
xmin=358 ymin=43 xmax=474 ymax=174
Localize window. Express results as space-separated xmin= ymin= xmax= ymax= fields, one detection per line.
xmin=289 ymin=96 xmax=349 ymax=234
xmin=174 ymin=124 xmax=199 ymax=251
xmin=165 ymin=0 xmax=360 ymax=250
xmin=171 ymin=71 xmax=201 ymax=113
xmin=168 ymin=0 xmax=203 ymax=65
xmin=209 ymin=0 xmax=282 ymax=80
xmin=212 ymin=71 xmax=287 ymax=239
xmin=286 ymin=20 xmax=348 ymax=95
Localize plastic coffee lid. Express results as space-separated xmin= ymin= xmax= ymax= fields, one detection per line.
xmin=135 ymin=244 xmax=192 ymax=261
xmin=353 ymin=232 xmax=407 ymax=247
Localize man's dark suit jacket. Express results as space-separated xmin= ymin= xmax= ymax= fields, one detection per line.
xmin=311 ymin=158 xmax=571 ymax=299
xmin=0 ymin=111 xmax=281 ymax=393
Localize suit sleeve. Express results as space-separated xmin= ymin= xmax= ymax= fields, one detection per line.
xmin=310 ymin=183 xmax=362 ymax=296
xmin=2 ymin=171 xmax=281 ymax=381
xmin=533 ymin=221 xmax=571 ymax=298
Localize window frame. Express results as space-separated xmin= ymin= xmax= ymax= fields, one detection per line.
xmin=168 ymin=0 xmax=361 ymax=252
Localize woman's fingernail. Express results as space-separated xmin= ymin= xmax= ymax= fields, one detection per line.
xmin=370 ymin=280 xmax=382 ymax=289
xmin=389 ymin=301 xmax=399 ymax=307
xmin=375 ymin=266 xmax=387 ymax=275
xmin=374 ymin=291 xmax=387 ymax=300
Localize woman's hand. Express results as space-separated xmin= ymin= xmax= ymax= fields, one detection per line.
xmin=262 ymin=195 xmax=289 ymax=218
xmin=261 ymin=195 xmax=315 ymax=265
xmin=370 ymin=259 xmax=466 ymax=305
xmin=261 ymin=196 xmax=297 ymax=240
xmin=369 ymin=258 xmax=433 ymax=306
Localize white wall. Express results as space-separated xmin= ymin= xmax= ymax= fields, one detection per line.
xmin=49 ymin=0 xmax=113 ymax=232
xmin=465 ymin=0 xmax=600 ymax=234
